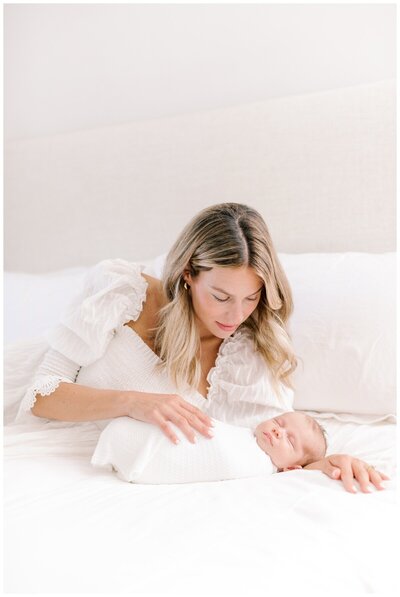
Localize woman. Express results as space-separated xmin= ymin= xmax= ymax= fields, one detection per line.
xmin=21 ymin=203 xmax=388 ymax=494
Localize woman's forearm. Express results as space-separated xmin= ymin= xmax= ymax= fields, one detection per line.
xmin=31 ymin=381 xmax=214 ymax=444
xmin=31 ymin=382 xmax=132 ymax=422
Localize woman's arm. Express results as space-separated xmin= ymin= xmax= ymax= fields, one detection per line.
xmin=31 ymin=382 xmax=131 ymax=421
xmin=32 ymin=383 xmax=214 ymax=444
xmin=303 ymin=454 xmax=390 ymax=493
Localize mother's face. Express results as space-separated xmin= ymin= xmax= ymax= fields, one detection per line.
xmin=184 ymin=266 xmax=264 ymax=339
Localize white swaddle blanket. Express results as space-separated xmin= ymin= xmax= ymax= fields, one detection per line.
xmin=91 ymin=417 xmax=275 ymax=484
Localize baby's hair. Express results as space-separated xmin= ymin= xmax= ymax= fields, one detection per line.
xmin=317 ymin=420 xmax=328 ymax=453
xmin=302 ymin=414 xmax=328 ymax=467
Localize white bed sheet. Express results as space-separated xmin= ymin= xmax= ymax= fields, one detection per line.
xmin=3 ymin=416 xmax=397 ymax=594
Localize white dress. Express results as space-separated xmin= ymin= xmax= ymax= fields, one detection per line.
xmin=16 ymin=258 xmax=294 ymax=430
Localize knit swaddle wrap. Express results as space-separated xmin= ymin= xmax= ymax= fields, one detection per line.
xmin=91 ymin=417 xmax=274 ymax=483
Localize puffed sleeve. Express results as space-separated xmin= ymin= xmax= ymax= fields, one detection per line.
xmin=15 ymin=258 xmax=148 ymax=423
xmin=205 ymin=329 xmax=294 ymax=427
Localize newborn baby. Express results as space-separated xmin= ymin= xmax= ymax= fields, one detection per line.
xmin=91 ymin=411 xmax=327 ymax=484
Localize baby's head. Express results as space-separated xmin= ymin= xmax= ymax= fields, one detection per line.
xmin=254 ymin=411 xmax=327 ymax=471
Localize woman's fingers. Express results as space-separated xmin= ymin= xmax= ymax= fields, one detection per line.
xmin=305 ymin=454 xmax=391 ymax=493
xmin=179 ymin=401 xmax=214 ymax=428
xmin=153 ymin=412 xmax=181 ymax=445
xmin=170 ymin=413 xmax=199 ymax=444
xmin=360 ymin=466 xmax=390 ymax=491
xmin=319 ymin=455 xmax=361 ymax=493
xmin=368 ymin=469 xmax=386 ymax=491
xmin=154 ymin=405 xmax=214 ymax=445
xmin=352 ymin=462 xmax=373 ymax=493
xmin=333 ymin=458 xmax=358 ymax=493
xmin=151 ymin=410 xmax=196 ymax=444
xmin=328 ymin=455 xmax=391 ymax=493
xmin=129 ymin=392 xmax=214 ymax=444
xmin=177 ymin=407 xmax=214 ymax=439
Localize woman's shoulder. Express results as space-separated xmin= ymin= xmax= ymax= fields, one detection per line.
xmin=45 ymin=258 xmax=161 ymax=366
xmin=126 ymin=272 xmax=165 ymax=332
xmin=141 ymin=273 xmax=164 ymax=306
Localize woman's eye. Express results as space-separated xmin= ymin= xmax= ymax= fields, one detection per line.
xmin=212 ymin=295 xmax=258 ymax=303
xmin=213 ymin=295 xmax=229 ymax=303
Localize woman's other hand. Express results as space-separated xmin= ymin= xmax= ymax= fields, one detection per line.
xmin=303 ymin=454 xmax=391 ymax=493
xmin=125 ymin=391 xmax=214 ymax=444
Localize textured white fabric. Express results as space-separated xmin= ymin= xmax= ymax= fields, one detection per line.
xmin=45 ymin=258 xmax=149 ymax=366
xmin=91 ymin=417 xmax=274 ymax=483
xmin=15 ymin=258 xmax=294 ymax=428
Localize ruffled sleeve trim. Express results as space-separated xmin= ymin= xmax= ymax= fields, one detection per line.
xmin=45 ymin=259 xmax=148 ymax=367
xmin=15 ymin=375 xmax=74 ymax=422
xmin=207 ymin=329 xmax=294 ymax=413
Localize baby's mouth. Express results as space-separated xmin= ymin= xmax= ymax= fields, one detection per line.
xmin=263 ymin=431 xmax=273 ymax=446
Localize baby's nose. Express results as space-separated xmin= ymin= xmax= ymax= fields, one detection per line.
xmin=272 ymin=426 xmax=282 ymax=439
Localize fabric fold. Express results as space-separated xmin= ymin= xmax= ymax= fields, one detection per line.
xmin=206 ymin=328 xmax=294 ymax=416
xmin=45 ymin=258 xmax=148 ymax=366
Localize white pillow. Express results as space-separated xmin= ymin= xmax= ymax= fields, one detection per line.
xmin=4 ymin=252 xmax=395 ymax=419
xmin=4 ymin=268 xmax=88 ymax=346
xmin=142 ymin=252 xmax=396 ymax=417
xmin=280 ymin=253 xmax=396 ymax=417
xmin=3 ymin=256 xmax=166 ymax=346
xmin=91 ymin=416 xmax=273 ymax=484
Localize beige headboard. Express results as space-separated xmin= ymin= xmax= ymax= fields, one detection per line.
xmin=5 ymin=79 xmax=395 ymax=273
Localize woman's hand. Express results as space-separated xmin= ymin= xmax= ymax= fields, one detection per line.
xmin=303 ymin=454 xmax=391 ymax=493
xmin=125 ymin=390 xmax=214 ymax=444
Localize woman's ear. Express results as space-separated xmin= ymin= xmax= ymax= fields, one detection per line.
xmin=182 ymin=271 xmax=191 ymax=286
xmin=183 ymin=267 xmax=194 ymax=286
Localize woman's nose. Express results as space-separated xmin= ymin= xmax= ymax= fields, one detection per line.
xmin=227 ymin=302 xmax=244 ymax=325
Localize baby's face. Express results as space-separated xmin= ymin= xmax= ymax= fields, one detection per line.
xmin=254 ymin=412 xmax=322 ymax=471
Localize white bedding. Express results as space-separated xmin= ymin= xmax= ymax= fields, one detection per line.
xmin=4 ymin=250 xmax=397 ymax=593
xmin=3 ymin=415 xmax=397 ymax=594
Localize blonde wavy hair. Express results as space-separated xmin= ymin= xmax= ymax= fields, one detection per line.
xmin=152 ymin=203 xmax=298 ymax=396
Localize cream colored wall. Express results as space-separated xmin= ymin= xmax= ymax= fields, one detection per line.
xmin=5 ymin=5 xmax=396 ymax=272
xmin=5 ymin=80 xmax=395 ymax=273
xmin=5 ymin=4 xmax=395 ymax=140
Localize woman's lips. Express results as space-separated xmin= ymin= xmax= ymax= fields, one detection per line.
xmin=216 ymin=321 xmax=237 ymax=331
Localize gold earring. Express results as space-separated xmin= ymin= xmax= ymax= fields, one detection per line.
xmin=184 ymin=282 xmax=189 ymax=290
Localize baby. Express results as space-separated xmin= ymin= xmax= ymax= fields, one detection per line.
xmin=91 ymin=411 xmax=327 ymax=484
xmin=253 ymin=411 xmax=327 ymax=472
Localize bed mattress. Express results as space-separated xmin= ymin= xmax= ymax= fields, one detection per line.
xmin=4 ymin=415 xmax=397 ymax=594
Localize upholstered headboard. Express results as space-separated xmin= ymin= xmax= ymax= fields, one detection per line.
xmin=5 ymin=79 xmax=395 ymax=273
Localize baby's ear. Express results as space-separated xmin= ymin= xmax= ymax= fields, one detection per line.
xmin=282 ymin=465 xmax=303 ymax=472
